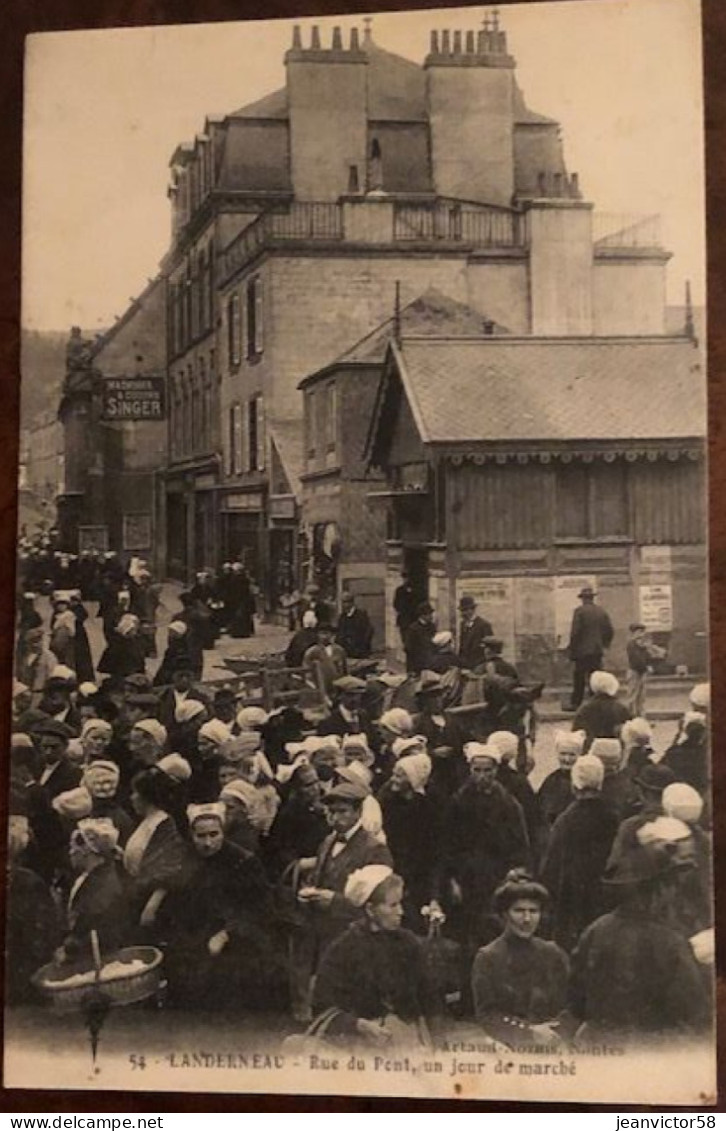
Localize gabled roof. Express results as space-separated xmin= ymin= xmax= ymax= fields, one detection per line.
xmin=365 ymin=41 xmax=427 ymax=121
xmin=229 ymin=87 xmax=288 ymax=120
xmin=379 ymin=336 xmax=705 ymax=449
xmin=299 ymin=288 xmax=509 ymax=388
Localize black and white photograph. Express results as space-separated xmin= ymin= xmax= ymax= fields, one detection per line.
xmin=5 ymin=0 xmax=715 ymax=1104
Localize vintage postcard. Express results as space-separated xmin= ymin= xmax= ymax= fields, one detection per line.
xmin=6 ymin=0 xmax=714 ymax=1105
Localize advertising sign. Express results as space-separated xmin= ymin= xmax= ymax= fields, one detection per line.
xmin=101 ymin=376 xmax=166 ymax=421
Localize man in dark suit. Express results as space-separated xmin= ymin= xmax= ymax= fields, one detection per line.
xmin=404 ymin=602 xmax=436 ymax=675
xmin=567 ymin=587 xmax=615 ymax=710
xmin=335 ymin=592 xmax=374 ymax=659
xmin=458 ymin=595 xmax=493 ymax=670
xmin=317 ymin=675 xmax=377 ymax=746
xmin=292 ymin=781 xmax=392 ymax=1019
xmin=26 ymin=718 xmax=82 ymax=880
xmin=393 ymin=571 xmax=420 ymax=646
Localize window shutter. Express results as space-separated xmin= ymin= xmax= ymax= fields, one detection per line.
xmin=232 ymin=403 xmax=243 ymax=475
xmin=256 ymin=395 xmax=266 ymax=471
xmin=254 ymin=277 xmax=264 ymax=354
xmin=241 ymin=400 xmax=250 ymax=473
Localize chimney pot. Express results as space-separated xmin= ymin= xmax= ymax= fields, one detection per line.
xmin=363 ymin=17 xmax=373 ymax=44
xmin=441 ymin=29 xmax=451 ymax=53
xmin=430 ymin=29 xmax=439 ymax=53
xmin=477 ymin=29 xmax=486 ymax=53
xmin=554 ymin=173 xmax=563 ymax=196
xmin=310 ymin=25 xmax=321 ymax=49
xmin=292 ymin=24 xmax=302 ymax=48
xmin=332 ymin=26 xmax=343 ymax=50
xmin=453 ymin=30 xmax=462 ymax=53
xmin=350 ymin=26 xmax=360 ymax=50
xmin=537 ymin=172 xmax=547 ymax=196
xmin=465 ymin=30 xmax=475 ymax=52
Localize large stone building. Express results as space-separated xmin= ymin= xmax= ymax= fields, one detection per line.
xmin=162 ymin=13 xmax=668 ymax=603
xmin=56 ymin=277 xmax=167 ymax=569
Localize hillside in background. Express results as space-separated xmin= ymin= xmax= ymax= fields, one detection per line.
xmin=20 ymin=329 xmax=67 ymax=424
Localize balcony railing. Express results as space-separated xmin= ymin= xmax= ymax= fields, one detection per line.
xmin=220 ymin=198 xmax=529 ymax=281
xmin=221 ymin=203 xmax=343 ymax=279
xmin=593 ymin=213 xmax=662 ymax=249
xmin=393 ymin=202 xmax=526 ymax=247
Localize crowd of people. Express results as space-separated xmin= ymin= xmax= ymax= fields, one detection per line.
xmin=6 ymin=545 xmax=714 ymax=1055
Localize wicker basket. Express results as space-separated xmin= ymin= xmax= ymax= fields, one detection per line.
xmin=33 ymin=946 xmax=164 ymax=1014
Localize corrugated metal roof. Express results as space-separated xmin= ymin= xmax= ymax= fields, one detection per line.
xmin=394 ymin=337 xmax=705 ymax=444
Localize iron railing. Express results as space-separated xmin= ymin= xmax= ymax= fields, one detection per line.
xmin=593 ymin=213 xmax=662 ymax=249
xmin=220 ymin=198 xmax=528 ymax=281
xmin=221 ymin=203 xmax=343 ymax=279
xmin=393 ymin=202 xmax=526 ymax=246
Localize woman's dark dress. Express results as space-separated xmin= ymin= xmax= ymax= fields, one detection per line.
xmin=471 ymin=932 xmax=569 ymax=1045
xmin=378 ymin=783 xmax=440 ymax=928
xmin=72 ymin=604 xmax=96 ymax=684
xmin=6 ymin=865 xmax=61 ymax=1004
xmin=161 ymin=841 xmax=283 ymax=1011
xmin=313 ymin=920 xmax=437 ymax=1040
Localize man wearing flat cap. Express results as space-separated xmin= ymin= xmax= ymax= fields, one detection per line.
xmin=317 ymin=675 xmax=376 ymax=747
xmin=458 ymin=596 xmax=493 ymax=670
xmin=292 ymin=780 xmax=393 ymax=1020
xmin=567 ymin=586 xmax=614 ymax=710
xmin=26 ymin=718 xmax=82 ymax=880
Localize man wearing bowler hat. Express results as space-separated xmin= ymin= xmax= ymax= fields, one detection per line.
xmin=457 ymin=595 xmax=493 ymax=670
xmin=567 ymin=586 xmax=614 ymax=711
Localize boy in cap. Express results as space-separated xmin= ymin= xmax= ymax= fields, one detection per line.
xmin=625 ymin=622 xmax=665 ymax=717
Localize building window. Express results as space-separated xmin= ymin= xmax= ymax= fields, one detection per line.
xmin=247 ymin=276 xmax=263 ymax=358
xmin=207 ymin=244 xmax=215 ymax=330
xmin=306 ymin=390 xmax=316 ymax=458
xmin=229 ymin=402 xmax=245 ymax=476
xmin=228 ymin=293 xmax=241 ymax=368
xmin=325 ymin=382 xmax=337 ymax=453
xmin=248 ymin=395 xmax=265 ymax=472
xmin=555 ymin=460 xmax=628 ymax=540
xmin=198 ymin=249 xmax=207 ymax=334
xmin=198 ymin=356 xmax=207 ymax=450
xmin=185 ymin=265 xmax=193 ymax=347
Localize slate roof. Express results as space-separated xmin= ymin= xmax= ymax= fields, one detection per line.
xmin=299 ymin=289 xmax=509 ymax=387
xmin=230 ymin=88 xmax=288 ymax=119
xmin=268 ymin=418 xmax=305 ymax=495
xmin=391 ymin=337 xmax=705 ymax=446
xmin=365 ymin=42 xmax=427 ymax=121
xmin=228 ymin=43 xmax=546 ymax=126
